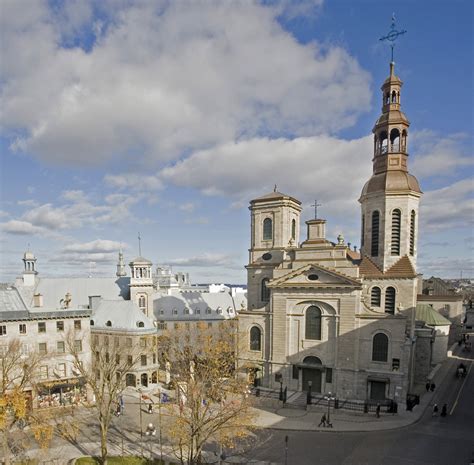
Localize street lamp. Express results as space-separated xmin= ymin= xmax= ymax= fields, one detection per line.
xmin=306 ymin=380 xmax=312 ymax=405
xmin=279 ymin=379 xmax=283 ymax=401
xmin=324 ymin=392 xmax=335 ymax=426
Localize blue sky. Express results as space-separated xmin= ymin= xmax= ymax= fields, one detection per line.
xmin=1 ymin=0 xmax=472 ymax=283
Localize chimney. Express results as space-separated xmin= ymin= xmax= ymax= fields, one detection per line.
xmin=89 ymin=295 xmax=102 ymax=310
xmin=33 ymin=293 xmax=43 ymax=307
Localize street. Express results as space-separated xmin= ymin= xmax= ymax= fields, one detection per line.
xmin=245 ymin=351 xmax=474 ymax=465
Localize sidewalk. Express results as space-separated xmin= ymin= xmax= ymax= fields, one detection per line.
xmin=251 ymin=344 xmax=459 ymax=432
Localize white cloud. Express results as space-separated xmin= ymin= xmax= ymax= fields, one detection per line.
xmin=160 ymin=135 xmax=373 ymax=219
xmin=62 ymin=239 xmax=124 ymax=254
xmin=163 ymin=253 xmax=236 ymax=268
xmin=1 ymin=220 xmax=52 ymax=237
xmin=1 ymin=1 xmax=371 ymax=167
xmin=179 ymin=202 xmax=196 ymax=213
xmin=411 ymin=131 xmax=473 ymax=179
xmin=421 ymin=179 xmax=474 ymax=232
xmin=104 ymin=174 xmax=164 ymax=191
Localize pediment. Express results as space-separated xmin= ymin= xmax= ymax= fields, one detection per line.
xmin=268 ymin=263 xmax=361 ymax=289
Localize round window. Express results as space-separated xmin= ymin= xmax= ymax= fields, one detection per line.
xmin=307 ymin=274 xmax=319 ymax=281
xmin=262 ymin=253 xmax=272 ymax=261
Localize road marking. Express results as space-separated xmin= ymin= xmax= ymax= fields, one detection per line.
xmin=449 ymin=361 xmax=472 ymax=415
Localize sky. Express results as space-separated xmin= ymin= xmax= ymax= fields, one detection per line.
xmin=0 ymin=0 xmax=473 ymax=284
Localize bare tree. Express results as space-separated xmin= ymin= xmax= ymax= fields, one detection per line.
xmin=0 ymin=339 xmax=43 ymax=465
xmin=67 ymin=331 xmax=150 ymax=465
xmin=158 ymin=322 xmax=254 ymax=465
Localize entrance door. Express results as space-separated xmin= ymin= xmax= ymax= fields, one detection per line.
xmin=141 ymin=373 xmax=148 ymax=387
xmin=126 ymin=374 xmax=136 ymax=387
xmin=370 ymin=381 xmax=386 ymax=400
xmin=302 ymin=368 xmax=322 ymax=393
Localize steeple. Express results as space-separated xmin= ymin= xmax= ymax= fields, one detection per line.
xmin=116 ymin=249 xmax=127 ymax=277
xmin=359 ymin=35 xmax=422 ymax=273
xmin=22 ymin=249 xmax=37 ymax=286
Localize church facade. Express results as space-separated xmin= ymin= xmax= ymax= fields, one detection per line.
xmin=238 ymin=61 xmax=422 ymax=404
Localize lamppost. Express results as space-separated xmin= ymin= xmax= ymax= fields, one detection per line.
xmin=279 ymin=379 xmax=283 ymax=401
xmin=306 ymin=381 xmax=312 ymax=405
xmin=138 ymin=388 xmax=143 ymax=457
xmin=158 ymin=389 xmax=163 ymax=463
xmin=324 ymin=392 xmax=335 ymax=425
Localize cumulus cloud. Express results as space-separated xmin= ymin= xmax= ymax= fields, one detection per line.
xmin=420 ymin=179 xmax=474 ymax=232
xmin=411 ymin=131 xmax=473 ymax=179
xmin=159 ymin=135 xmax=373 ymax=217
xmin=5 ymin=189 xmax=142 ymax=233
xmin=104 ymin=174 xmax=164 ymax=191
xmin=1 ymin=1 xmax=371 ymax=167
xmin=1 ymin=220 xmax=54 ymax=237
xmin=163 ymin=253 xmax=236 ymax=268
xmin=62 ymin=239 xmax=124 ymax=254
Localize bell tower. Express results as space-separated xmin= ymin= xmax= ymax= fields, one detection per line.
xmin=359 ymin=60 xmax=422 ymax=272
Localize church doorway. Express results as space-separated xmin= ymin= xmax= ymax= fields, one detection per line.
xmin=369 ymin=380 xmax=387 ymax=400
xmin=301 ymin=356 xmax=322 ymax=393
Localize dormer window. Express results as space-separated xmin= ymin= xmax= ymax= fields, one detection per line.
xmin=172 ymin=308 xmax=178 ymax=315
xmin=106 ymin=321 xmax=112 ymax=327
xmin=184 ymin=308 xmax=190 ymax=315
xmin=137 ymin=321 xmax=145 ymax=328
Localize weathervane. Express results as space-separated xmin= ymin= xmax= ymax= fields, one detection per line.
xmin=311 ymin=200 xmax=322 ymax=219
xmin=379 ymin=13 xmax=407 ymax=62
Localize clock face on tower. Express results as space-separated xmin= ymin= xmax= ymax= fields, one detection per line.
xmin=262 ymin=253 xmax=272 ymax=261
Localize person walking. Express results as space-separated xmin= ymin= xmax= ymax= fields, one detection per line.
xmin=425 ymin=381 xmax=430 ymax=392
xmin=430 ymin=382 xmax=436 ymax=392
xmin=432 ymin=404 xmax=439 ymax=417
xmin=148 ymin=403 xmax=153 ymax=414
xmin=375 ymin=404 xmax=381 ymax=418
xmin=441 ymin=404 xmax=448 ymax=417
xmin=318 ymin=413 xmax=327 ymax=427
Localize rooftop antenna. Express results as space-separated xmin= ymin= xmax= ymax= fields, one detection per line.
xmin=274 ymin=184 xmax=277 ymax=192
xmin=379 ymin=13 xmax=407 ymax=63
xmin=138 ymin=232 xmax=142 ymax=257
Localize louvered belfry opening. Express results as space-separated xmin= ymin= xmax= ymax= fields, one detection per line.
xmin=371 ymin=287 xmax=381 ymax=306
xmin=385 ymin=287 xmax=396 ymax=314
xmin=371 ymin=211 xmax=380 ymax=256
xmin=391 ymin=209 xmax=401 ymax=255
xmin=410 ymin=210 xmax=416 ymax=256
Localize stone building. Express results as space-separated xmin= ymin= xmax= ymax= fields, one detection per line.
xmin=238 ymin=61 xmax=424 ymax=404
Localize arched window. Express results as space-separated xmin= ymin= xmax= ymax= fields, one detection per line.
xmin=371 ymin=287 xmax=381 ymax=307
xmin=401 ymin=129 xmax=408 ymax=152
xmin=391 ymin=90 xmax=397 ymax=103
xmin=380 ymin=131 xmax=388 ymax=154
xmin=391 ymin=209 xmax=401 ymax=255
xmin=410 ymin=210 xmax=416 ymax=256
xmin=303 ymin=356 xmax=322 ymax=366
xmin=371 ymin=211 xmax=380 ymax=257
xmin=249 ymin=326 xmax=262 ymax=351
xmin=261 ymin=278 xmax=270 ymax=302
xmin=137 ymin=321 xmax=145 ymax=328
xmin=385 ymin=287 xmax=396 ymax=314
xmin=372 ymin=333 xmax=389 ymax=362
xmin=138 ymin=295 xmax=146 ymax=308
xmin=291 ymin=219 xmax=296 ymax=240
xmin=390 ymin=128 xmax=400 ymax=152
xmin=263 ymin=218 xmax=273 ymax=241
xmin=106 ymin=320 xmax=112 ymax=327
xmin=305 ymin=306 xmax=322 ymax=340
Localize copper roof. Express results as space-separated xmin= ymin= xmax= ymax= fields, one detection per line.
xmin=360 ymin=171 xmax=421 ymax=197
xmin=250 ymin=191 xmax=302 ymax=205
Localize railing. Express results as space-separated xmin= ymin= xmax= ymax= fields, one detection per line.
xmin=376 ymin=143 xmax=406 ymax=156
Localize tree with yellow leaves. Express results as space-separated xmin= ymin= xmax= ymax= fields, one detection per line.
xmin=158 ymin=322 xmax=254 ymax=465
xmin=0 ymin=339 xmax=43 ymax=465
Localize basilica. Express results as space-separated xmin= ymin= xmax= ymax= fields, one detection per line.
xmin=237 ymin=61 xmax=444 ymax=405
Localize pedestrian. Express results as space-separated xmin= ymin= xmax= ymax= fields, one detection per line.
xmin=441 ymin=404 xmax=447 ymax=417
xmin=432 ymin=404 xmax=439 ymax=417
xmin=430 ymin=382 xmax=436 ymax=392
xmin=375 ymin=404 xmax=381 ymax=418
xmin=425 ymin=381 xmax=430 ymax=392
xmin=148 ymin=403 xmax=153 ymax=414
xmin=115 ymin=403 xmax=121 ymax=416
xmin=318 ymin=414 xmax=327 ymax=427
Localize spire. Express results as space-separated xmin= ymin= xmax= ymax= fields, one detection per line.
xmin=116 ymin=248 xmax=127 ymax=277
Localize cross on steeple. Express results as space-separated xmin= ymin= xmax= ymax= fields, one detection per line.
xmin=311 ymin=200 xmax=322 ymax=219
xmin=138 ymin=232 xmax=142 ymax=257
xmin=379 ymin=13 xmax=407 ymax=63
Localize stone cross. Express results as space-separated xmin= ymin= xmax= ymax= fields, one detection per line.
xmin=311 ymin=200 xmax=322 ymax=219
